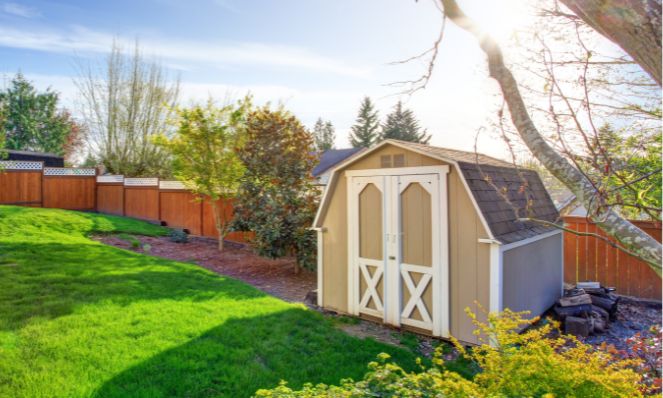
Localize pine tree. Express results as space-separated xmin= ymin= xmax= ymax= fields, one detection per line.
xmin=379 ymin=101 xmax=431 ymax=144
xmin=312 ymin=117 xmax=335 ymax=151
xmin=349 ymin=96 xmax=379 ymax=148
xmin=0 ymin=73 xmax=78 ymax=155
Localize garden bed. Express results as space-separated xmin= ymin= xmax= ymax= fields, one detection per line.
xmin=94 ymin=234 xmax=317 ymax=303
xmin=582 ymin=296 xmax=661 ymax=350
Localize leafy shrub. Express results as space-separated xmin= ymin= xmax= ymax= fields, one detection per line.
xmin=255 ymin=309 xmax=644 ymax=398
xmin=232 ymin=106 xmax=319 ymax=271
xmin=169 ymin=228 xmax=189 ymax=243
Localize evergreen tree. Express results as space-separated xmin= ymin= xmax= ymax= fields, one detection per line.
xmin=349 ymin=96 xmax=380 ymax=148
xmin=0 ymin=73 xmax=79 ymax=155
xmin=312 ymin=117 xmax=335 ymax=151
xmin=379 ymin=101 xmax=431 ymax=144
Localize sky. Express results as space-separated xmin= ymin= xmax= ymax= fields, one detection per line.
xmin=0 ymin=0 xmax=535 ymax=159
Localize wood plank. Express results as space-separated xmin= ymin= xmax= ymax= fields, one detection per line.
xmin=563 ymin=221 xmax=578 ymax=284
xmin=595 ymin=226 xmax=607 ymax=288
xmin=576 ymin=221 xmax=588 ymax=282
xmin=586 ymin=222 xmax=597 ymax=282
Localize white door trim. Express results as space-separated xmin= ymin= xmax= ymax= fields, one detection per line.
xmin=346 ymin=166 xmax=450 ymax=337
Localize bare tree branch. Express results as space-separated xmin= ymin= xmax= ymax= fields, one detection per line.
xmin=439 ymin=0 xmax=662 ymax=274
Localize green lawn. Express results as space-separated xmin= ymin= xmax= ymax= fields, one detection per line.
xmin=0 ymin=205 xmax=417 ymax=397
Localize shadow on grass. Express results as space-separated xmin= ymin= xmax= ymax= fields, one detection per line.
xmin=92 ymin=307 xmax=417 ymax=398
xmin=0 ymin=241 xmax=264 ymax=330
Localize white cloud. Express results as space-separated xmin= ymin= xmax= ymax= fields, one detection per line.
xmin=2 ymin=2 xmax=39 ymax=18
xmin=0 ymin=24 xmax=372 ymax=78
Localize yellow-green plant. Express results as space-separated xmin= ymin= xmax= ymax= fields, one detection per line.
xmin=255 ymin=309 xmax=645 ymax=398
xmin=450 ymin=308 xmax=644 ymax=397
xmin=154 ymin=98 xmax=250 ymax=251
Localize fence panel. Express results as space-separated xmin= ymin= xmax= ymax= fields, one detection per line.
xmin=96 ymin=175 xmax=124 ymax=215
xmin=42 ymin=168 xmax=96 ymax=210
xmin=123 ymin=179 xmax=159 ymax=221
xmin=563 ymin=216 xmax=661 ymax=300
xmin=0 ymin=170 xmax=43 ymax=206
xmin=159 ymin=184 xmax=203 ymax=235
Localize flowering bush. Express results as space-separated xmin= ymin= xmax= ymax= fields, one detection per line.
xmin=255 ymin=309 xmax=645 ymax=398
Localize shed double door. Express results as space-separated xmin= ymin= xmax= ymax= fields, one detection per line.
xmin=348 ymin=169 xmax=448 ymax=337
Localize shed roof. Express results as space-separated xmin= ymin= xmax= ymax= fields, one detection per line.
xmin=456 ymin=162 xmax=559 ymax=244
xmin=312 ymin=148 xmax=365 ymax=177
xmin=314 ymin=139 xmax=560 ymax=245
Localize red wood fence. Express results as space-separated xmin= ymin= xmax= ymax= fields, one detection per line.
xmin=564 ymin=216 xmax=662 ymax=300
xmin=0 ymin=161 xmax=250 ymax=244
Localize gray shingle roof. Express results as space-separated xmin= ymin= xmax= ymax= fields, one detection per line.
xmin=388 ymin=140 xmax=560 ymax=244
xmin=457 ymin=162 xmax=560 ymax=244
xmin=389 ymin=140 xmax=513 ymax=168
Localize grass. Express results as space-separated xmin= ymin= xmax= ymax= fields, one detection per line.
xmin=0 ymin=205 xmax=419 ymax=398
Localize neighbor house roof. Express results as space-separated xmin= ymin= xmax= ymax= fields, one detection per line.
xmin=314 ymin=139 xmax=560 ymax=245
xmin=312 ymin=147 xmax=365 ymax=177
xmin=5 ymin=149 xmax=64 ymax=167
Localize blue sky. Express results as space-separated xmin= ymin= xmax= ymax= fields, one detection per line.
xmin=0 ymin=0 xmax=530 ymax=156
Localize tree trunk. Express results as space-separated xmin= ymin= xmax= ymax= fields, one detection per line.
xmin=290 ymin=246 xmax=301 ymax=274
xmin=211 ymin=199 xmax=226 ymax=252
xmin=559 ymin=0 xmax=662 ymax=86
xmin=440 ymin=0 xmax=662 ymax=274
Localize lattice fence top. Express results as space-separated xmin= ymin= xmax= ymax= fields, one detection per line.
xmin=97 ymin=175 xmax=124 ymax=183
xmin=159 ymin=180 xmax=187 ymax=190
xmin=124 ymin=177 xmax=159 ymax=187
xmin=44 ymin=167 xmax=96 ymax=176
xmin=0 ymin=160 xmax=43 ymax=170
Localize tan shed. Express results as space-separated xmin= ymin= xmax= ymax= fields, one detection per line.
xmin=312 ymin=140 xmax=563 ymax=345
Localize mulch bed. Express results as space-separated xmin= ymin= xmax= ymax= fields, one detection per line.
xmin=94 ymin=234 xmax=317 ymax=304
xmin=581 ymin=296 xmax=661 ymax=351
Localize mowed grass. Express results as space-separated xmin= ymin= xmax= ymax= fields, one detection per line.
xmin=0 ymin=206 xmax=417 ymax=397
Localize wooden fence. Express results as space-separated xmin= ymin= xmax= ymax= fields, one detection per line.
xmin=564 ymin=216 xmax=662 ymax=300
xmin=0 ymin=161 xmax=250 ymax=243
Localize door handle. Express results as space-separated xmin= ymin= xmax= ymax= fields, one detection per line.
xmin=389 ymin=256 xmax=396 ymax=260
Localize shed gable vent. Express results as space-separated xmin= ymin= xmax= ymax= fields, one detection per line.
xmin=393 ymin=154 xmax=405 ymax=167
xmin=380 ymin=153 xmax=406 ymax=168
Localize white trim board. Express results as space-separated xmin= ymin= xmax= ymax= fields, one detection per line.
xmin=345 ymin=165 xmax=449 ymax=177
xmin=488 ymin=242 xmax=503 ymax=314
xmin=499 ymin=229 xmax=562 ymax=252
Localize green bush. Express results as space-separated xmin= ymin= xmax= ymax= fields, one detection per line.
xmin=255 ymin=309 xmax=645 ymax=398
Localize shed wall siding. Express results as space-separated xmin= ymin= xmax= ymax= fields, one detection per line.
xmin=319 ymin=143 xmax=491 ymax=344
xmin=321 ymin=175 xmax=348 ymax=312
xmin=502 ymin=233 xmax=562 ymax=316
